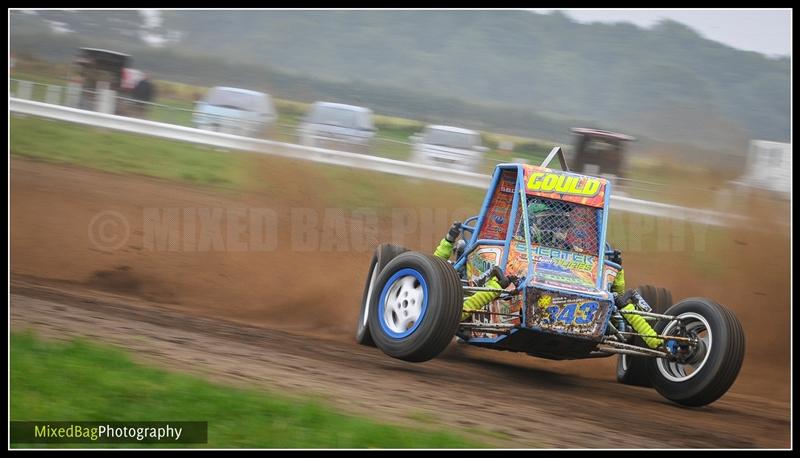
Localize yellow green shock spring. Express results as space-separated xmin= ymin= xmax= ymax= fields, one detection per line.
xmin=461 ymin=277 xmax=502 ymax=320
xmin=622 ymin=304 xmax=663 ymax=348
xmin=433 ymin=238 xmax=454 ymax=260
xmin=611 ymin=269 xmax=626 ymax=295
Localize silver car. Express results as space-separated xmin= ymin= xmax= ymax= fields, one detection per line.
xmin=298 ymin=102 xmax=376 ymax=153
xmin=411 ymin=125 xmax=489 ymax=172
xmin=192 ymin=87 xmax=277 ymax=138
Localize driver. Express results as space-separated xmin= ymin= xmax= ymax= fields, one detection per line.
xmin=433 ymin=218 xmax=664 ymax=346
xmin=527 ymin=199 xmax=574 ymax=251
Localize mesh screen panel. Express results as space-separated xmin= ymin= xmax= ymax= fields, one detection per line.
xmin=516 ymin=196 xmax=601 ymax=254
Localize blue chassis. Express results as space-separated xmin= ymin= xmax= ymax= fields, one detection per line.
xmin=450 ymin=162 xmax=620 ymax=360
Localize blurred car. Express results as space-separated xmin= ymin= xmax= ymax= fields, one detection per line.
xmin=410 ymin=125 xmax=489 ymax=172
xmin=297 ymin=102 xmax=376 ymax=153
xmin=192 ymin=87 xmax=276 ymax=137
xmin=72 ymin=47 xmax=129 ymax=112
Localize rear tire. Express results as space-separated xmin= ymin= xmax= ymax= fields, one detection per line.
xmin=356 ymin=244 xmax=408 ymax=346
xmin=646 ymin=298 xmax=745 ymax=406
xmin=616 ymin=285 xmax=672 ymax=387
xmin=368 ymin=251 xmax=462 ymax=362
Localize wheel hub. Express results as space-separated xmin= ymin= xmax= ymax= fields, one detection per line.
xmin=677 ymin=334 xmax=706 ymax=365
xmin=382 ymin=274 xmax=425 ymax=335
xmin=656 ymin=313 xmax=712 ymax=382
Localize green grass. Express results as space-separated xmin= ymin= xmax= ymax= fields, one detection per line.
xmin=10 ymin=115 xmax=248 ymax=189
xmin=10 ymin=115 xmax=485 ymax=216
xmin=148 ymin=98 xmax=196 ymax=126
xmin=11 ymin=70 xmax=67 ymax=86
xmin=10 ymin=332 xmax=484 ymax=448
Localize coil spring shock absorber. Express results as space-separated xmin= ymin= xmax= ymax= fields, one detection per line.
xmin=621 ymin=304 xmax=662 ymax=348
xmin=461 ymin=266 xmax=515 ymax=320
xmin=462 ymin=278 xmax=504 ymax=320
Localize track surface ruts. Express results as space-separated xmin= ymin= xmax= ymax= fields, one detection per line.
xmin=10 ymin=281 xmax=790 ymax=448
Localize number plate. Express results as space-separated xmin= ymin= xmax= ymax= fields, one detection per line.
xmin=526 ymin=291 xmax=610 ymax=338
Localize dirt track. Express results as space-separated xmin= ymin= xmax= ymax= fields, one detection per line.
xmin=10 ymin=157 xmax=791 ymax=448
xmin=10 ymin=283 xmax=791 ymax=448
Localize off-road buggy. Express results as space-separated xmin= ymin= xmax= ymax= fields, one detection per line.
xmin=356 ymin=148 xmax=744 ymax=406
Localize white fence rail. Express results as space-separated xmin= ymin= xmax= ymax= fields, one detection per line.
xmin=10 ymin=97 xmax=742 ymax=227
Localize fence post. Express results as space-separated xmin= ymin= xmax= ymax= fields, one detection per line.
xmin=45 ymin=85 xmax=62 ymax=105
xmin=16 ymin=80 xmax=33 ymax=100
xmin=95 ymin=82 xmax=117 ymax=114
xmin=65 ymin=82 xmax=82 ymax=108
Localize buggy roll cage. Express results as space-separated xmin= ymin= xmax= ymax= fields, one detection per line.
xmin=449 ymin=148 xmax=686 ymax=358
xmin=451 ymin=147 xmax=613 ymax=292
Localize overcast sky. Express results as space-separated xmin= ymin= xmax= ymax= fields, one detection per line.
xmin=533 ymin=9 xmax=792 ymax=57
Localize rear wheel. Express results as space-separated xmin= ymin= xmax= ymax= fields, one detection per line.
xmin=616 ymin=285 xmax=672 ymax=387
xmin=356 ymin=244 xmax=407 ymax=346
xmin=646 ymin=298 xmax=745 ymax=406
xmin=368 ymin=251 xmax=462 ymax=362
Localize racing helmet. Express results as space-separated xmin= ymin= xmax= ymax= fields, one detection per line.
xmin=527 ymin=199 xmax=573 ymax=249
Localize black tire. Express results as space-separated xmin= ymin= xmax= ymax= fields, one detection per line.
xmin=368 ymin=251 xmax=463 ymax=362
xmin=356 ymin=244 xmax=408 ymax=346
xmin=646 ymin=298 xmax=745 ymax=406
xmin=616 ymin=285 xmax=673 ymax=387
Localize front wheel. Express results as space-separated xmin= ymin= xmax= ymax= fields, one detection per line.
xmin=368 ymin=251 xmax=463 ymax=362
xmin=356 ymin=244 xmax=408 ymax=346
xmin=646 ymin=298 xmax=745 ymax=406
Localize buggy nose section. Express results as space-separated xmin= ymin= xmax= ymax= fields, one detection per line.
xmin=524 ymin=285 xmax=613 ymax=340
xmin=525 ymin=279 xmax=613 ymax=302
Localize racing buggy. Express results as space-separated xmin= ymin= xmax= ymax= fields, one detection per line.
xmin=356 ymin=147 xmax=745 ymax=407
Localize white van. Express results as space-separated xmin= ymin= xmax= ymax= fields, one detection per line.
xmin=297 ymin=102 xmax=376 ymax=153
xmin=192 ymin=87 xmax=277 ymax=137
xmin=411 ymin=125 xmax=489 ymax=172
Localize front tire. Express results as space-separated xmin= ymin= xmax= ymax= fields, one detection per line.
xmin=356 ymin=244 xmax=408 ymax=346
xmin=368 ymin=251 xmax=462 ymax=362
xmin=616 ymin=285 xmax=672 ymax=387
xmin=646 ymin=298 xmax=745 ymax=406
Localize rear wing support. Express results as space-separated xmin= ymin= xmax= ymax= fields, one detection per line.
xmin=540 ymin=146 xmax=570 ymax=171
